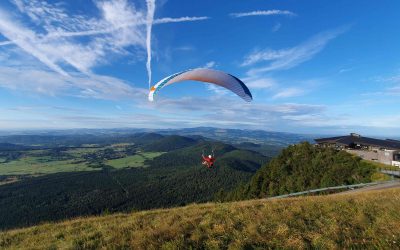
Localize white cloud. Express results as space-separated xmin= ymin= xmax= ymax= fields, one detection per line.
xmin=0 ymin=40 xmax=13 ymax=46
xmin=244 ymin=27 xmax=349 ymax=74
xmin=338 ymin=67 xmax=353 ymax=74
xmin=0 ymin=0 xmax=212 ymax=104
xmin=389 ymin=85 xmax=400 ymax=94
xmin=230 ymin=10 xmax=296 ymax=18
xmin=241 ymin=76 xmax=275 ymax=89
xmin=206 ymin=84 xmax=229 ymax=96
xmin=272 ymin=22 xmax=282 ymax=32
xmin=0 ymin=66 xmax=146 ymax=100
xmin=0 ymin=0 xmax=148 ymax=75
xmin=362 ymin=73 xmax=400 ymax=97
xmin=203 ymin=61 xmax=216 ymax=68
xmin=0 ymin=9 xmax=69 ymax=76
xmin=272 ymin=87 xmax=304 ymax=99
xmin=0 ymin=0 xmax=209 ymax=77
xmin=174 ymin=45 xmax=195 ymax=51
xmin=23 ymin=17 xmax=209 ymax=40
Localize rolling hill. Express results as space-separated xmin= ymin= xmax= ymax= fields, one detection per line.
xmin=143 ymin=135 xmax=198 ymax=152
xmin=225 ymin=142 xmax=377 ymax=201
xmin=1 ymin=187 xmax=399 ymax=249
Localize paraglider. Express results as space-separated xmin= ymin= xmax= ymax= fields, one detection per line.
xmin=201 ymin=149 xmax=216 ymax=168
xmin=148 ymin=68 xmax=253 ymax=102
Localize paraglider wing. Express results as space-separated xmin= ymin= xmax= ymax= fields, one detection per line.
xmin=148 ymin=68 xmax=253 ymax=102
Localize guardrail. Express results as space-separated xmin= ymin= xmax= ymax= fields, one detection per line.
xmin=381 ymin=170 xmax=400 ymax=177
xmin=267 ymin=180 xmax=397 ymax=199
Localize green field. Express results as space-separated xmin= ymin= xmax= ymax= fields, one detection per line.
xmin=65 ymin=147 xmax=102 ymax=157
xmin=106 ymin=152 xmax=164 ymax=169
xmin=0 ymin=144 xmax=164 ymax=175
xmin=0 ymin=156 xmax=95 ymax=175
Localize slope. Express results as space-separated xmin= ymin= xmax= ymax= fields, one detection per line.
xmin=1 ymin=188 xmax=399 ymax=249
xmin=143 ymin=135 xmax=198 ymax=152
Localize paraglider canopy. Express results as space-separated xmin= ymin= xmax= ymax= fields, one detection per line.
xmin=148 ymin=68 xmax=253 ymax=102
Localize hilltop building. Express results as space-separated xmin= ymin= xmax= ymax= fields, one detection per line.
xmin=315 ymin=133 xmax=400 ymax=167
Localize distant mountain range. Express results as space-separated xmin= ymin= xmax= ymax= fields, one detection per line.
xmin=0 ymin=127 xmax=314 ymax=147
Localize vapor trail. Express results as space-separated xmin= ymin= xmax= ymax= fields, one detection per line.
xmin=146 ymin=0 xmax=156 ymax=89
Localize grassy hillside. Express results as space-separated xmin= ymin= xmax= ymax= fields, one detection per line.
xmin=1 ymin=188 xmax=399 ymax=249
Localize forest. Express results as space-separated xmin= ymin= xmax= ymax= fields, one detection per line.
xmin=0 ymin=134 xmax=268 ymax=230
xmin=223 ymin=142 xmax=378 ymax=201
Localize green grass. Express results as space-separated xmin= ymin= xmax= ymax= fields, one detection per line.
xmin=65 ymin=147 xmax=103 ymax=157
xmin=0 ymin=156 xmax=96 ymax=175
xmin=106 ymin=152 xmax=164 ymax=169
xmin=1 ymin=187 xmax=399 ymax=249
xmin=0 ymin=144 xmax=163 ymax=175
xmin=0 ymin=151 xmax=164 ymax=175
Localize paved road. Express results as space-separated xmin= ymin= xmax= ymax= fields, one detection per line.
xmin=337 ymin=180 xmax=400 ymax=195
xmin=381 ymin=170 xmax=400 ymax=177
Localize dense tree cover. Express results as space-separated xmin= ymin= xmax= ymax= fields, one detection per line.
xmin=0 ymin=143 xmax=29 ymax=151
xmin=0 ymin=141 xmax=266 ymax=230
xmin=233 ymin=142 xmax=282 ymax=157
xmin=224 ymin=142 xmax=376 ymax=201
xmin=143 ymin=135 xmax=198 ymax=152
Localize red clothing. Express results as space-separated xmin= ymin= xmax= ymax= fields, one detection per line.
xmin=202 ymin=155 xmax=216 ymax=168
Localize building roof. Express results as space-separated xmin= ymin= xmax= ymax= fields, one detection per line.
xmin=315 ymin=134 xmax=400 ymax=150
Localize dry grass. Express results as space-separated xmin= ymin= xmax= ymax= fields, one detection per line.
xmin=1 ymin=188 xmax=400 ymax=249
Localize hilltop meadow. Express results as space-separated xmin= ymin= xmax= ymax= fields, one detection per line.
xmin=1 ymin=187 xmax=399 ymax=249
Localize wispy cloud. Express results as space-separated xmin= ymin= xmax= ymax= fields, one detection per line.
xmin=230 ymin=10 xmax=296 ymax=18
xmin=272 ymin=87 xmax=304 ymax=99
xmin=0 ymin=40 xmax=13 ymax=46
xmin=0 ymin=66 xmax=146 ymax=100
xmin=244 ymin=27 xmax=349 ymax=75
xmin=12 ymin=17 xmax=209 ymax=40
xmin=143 ymin=95 xmax=328 ymax=131
xmin=203 ymin=61 xmax=216 ymax=68
xmin=272 ymin=22 xmax=282 ymax=32
xmin=0 ymin=0 xmax=211 ymax=101
xmin=0 ymin=0 xmax=209 ymax=77
xmin=241 ymin=76 xmax=275 ymax=89
xmin=0 ymin=8 xmax=69 ymax=75
xmin=174 ymin=45 xmax=195 ymax=51
xmin=0 ymin=0 xmax=148 ymax=75
xmin=362 ymin=73 xmax=400 ymax=97
xmin=338 ymin=67 xmax=353 ymax=74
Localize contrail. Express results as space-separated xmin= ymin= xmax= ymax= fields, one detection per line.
xmin=154 ymin=16 xmax=209 ymax=24
xmin=230 ymin=10 xmax=296 ymax=18
xmin=146 ymin=0 xmax=156 ymax=90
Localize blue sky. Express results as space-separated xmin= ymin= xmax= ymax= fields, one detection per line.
xmin=0 ymin=0 xmax=399 ymax=136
